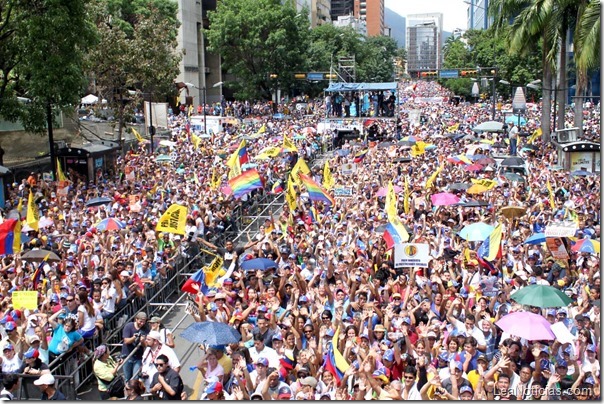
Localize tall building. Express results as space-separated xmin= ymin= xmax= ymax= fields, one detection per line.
xmin=175 ymin=0 xmax=223 ymax=106
xmin=333 ymin=14 xmax=367 ymax=36
xmin=311 ymin=0 xmax=331 ymax=27
xmin=467 ymin=0 xmax=491 ymax=30
xmin=354 ymin=0 xmax=385 ymax=37
xmin=330 ymin=0 xmax=354 ymax=21
xmin=406 ymin=13 xmax=443 ymax=76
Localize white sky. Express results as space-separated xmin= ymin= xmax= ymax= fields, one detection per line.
xmin=385 ymin=0 xmax=469 ymax=32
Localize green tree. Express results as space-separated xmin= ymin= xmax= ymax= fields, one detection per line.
xmin=85 ymin=0 xmax=181 ymax=148
xmin=206 ymin=0 xmax=310 ymax=100
xmin=0 ymin=0 xmax=97 ymax=175
xmin=356 ymin=35 xmax=398 ymax=82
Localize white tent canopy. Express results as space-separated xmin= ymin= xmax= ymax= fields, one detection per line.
xmin=80 ymin=94 xmax=107 ymax=105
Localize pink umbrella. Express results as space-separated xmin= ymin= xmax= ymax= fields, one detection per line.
xmin=431 ymin=192 xmax=460 ymax=206
xmin=221 ymin=185 xmax=232 ymax=196
xmin=495 ymin=311 xmax=555 ymax=341
xmin=375 ymin=186 xmax=403 ymax=197
xmin=464 ymin=163 xmax=484 ymax=172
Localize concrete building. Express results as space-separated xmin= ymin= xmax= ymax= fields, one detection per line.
xmin=174 ymin=0 xmax=223 ymax=106
xmin=406 ymin=13 xmax=443 ymax=76
xmin=333 ymin=14 xmax=367 ymax=36
xmin=311 ymin=0 xmax=331 ymax=26
xmin=330 ymin=0 xmax=354 ymax=21
xmin=466 ymin=0 xmax=491 ymax=30
xmin=354 ymin=0 xmax=385 ymax=37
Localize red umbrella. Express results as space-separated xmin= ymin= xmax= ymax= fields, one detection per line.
xmin=465 ymin=164 xmax=484 ymax=172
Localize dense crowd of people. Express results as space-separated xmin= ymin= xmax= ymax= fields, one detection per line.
xmin=0 ymin=78 xmax=599 ymax=400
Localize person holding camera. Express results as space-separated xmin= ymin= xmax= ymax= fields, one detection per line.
xmin=93 ymin=344 xmax=124 ymax=400
xmin=121 ymin=312 xmax=149 ymax=381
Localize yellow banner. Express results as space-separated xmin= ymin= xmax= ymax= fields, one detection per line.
xmin=470 ymin=178 xmax=498 ymax=190
xmin=385 ymin=181 xmax=398 ymax=222
xmin=546 ymin=179 xmax=556 ymax=209
xmin=26 ymin=190 xmax=39 ymax=231
xmin=12 ymin=291 xmax=38 ymax=310
xmin=205 ymin=256 xmax=224 ymax=287
xmin=255 ymin=146 xmax=281 ymax=160
xmin=56 ymin=159 xmax=67 ymax=182
xmin=132 ymin=128 xmax=145 ymax=143
xmin=403 ymin=176 xmax=410 ymax=214
xmin=290 ymin=158 xmax=310 ymax=187
xmin=285 ymin=175 xmax=298 ymax=212
xmin=156 ymin=204 xmax=188 ymax=235
xmin=425 ymin=164 xmax=444 ymax=189
xmin=410 ymin=141 xmax=426 ymax=157
xmin=323 ymin=160 xmax=334 ymax=190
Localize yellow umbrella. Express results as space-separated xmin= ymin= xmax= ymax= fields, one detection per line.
xmin=467 ymin=184 xmax=489 ymax=194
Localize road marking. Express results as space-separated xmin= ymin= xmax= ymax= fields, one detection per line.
xmin=189 ymin=367 xmax=203 ymax=400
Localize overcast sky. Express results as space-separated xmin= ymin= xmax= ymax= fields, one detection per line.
xmin=385 ymin=0 xmax=469 ymax=32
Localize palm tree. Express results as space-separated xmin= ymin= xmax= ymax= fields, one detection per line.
xmin=572 ymin=0 xmax=600 ymax=130
xmin=489 ymin=0 xmax=553 ymax=142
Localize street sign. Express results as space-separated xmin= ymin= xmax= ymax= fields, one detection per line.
xmin=307 ymin=72 xmax=324 ymax=81
xmin=439 ymin=69 xmax=459 ymax=79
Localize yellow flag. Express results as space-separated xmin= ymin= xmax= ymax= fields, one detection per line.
xmin=528 ymin=127 xmax=542 ymax=144
xmin=155 ymin=204 xmax=188 ymax=235
xmin=385 ymin=181 xmax=398 ymax=222
xmin=17 ymin=198 xmax=23 ymax=217
xmin=12 ymin=220 xmax=21 ymax=254
xmin=425 ymin=164 xmax=444 ymax=189
xmin=26 ymin=190 xmax=39 ymax=231
xmin=191 ymin=133 xmax=201 ymax=149
xmin=447 ymin=123 xmax=460 ymax=132
xmin=132 ymin=128 xmax=145 ymax=143
xmin=226 ymin=140 xmax=245 ymax=179
xmin=291 ymin=157 xmax=310 ymax=186
xmin=403 ymin=176 xmax=410 ymax=214
xmin=323 ymin=161 xmax=334 ymax=190
xmin=285 ymin=175 xmax=298 ymax=212
xmin=470 ymin=178 xmax=498 ymax=190
xmin=210 ymin=168 xmax=220 ymax=190
xmin=255 ymin=146 xmax=281 ymax=160
xmin=205 ymin=256 xmax=224 ymax=287
xmin=258 ymin=124 xmax=266 ymax=134
xmin=410 ymin=141 xmax=426 ymax=157
xmin=546 ymin=179 xmax=556 ymax=210
xmin=282 ymin=136 xmax=298 ymax=152
xmin=56 ymin=159 xmax=67 ymax=182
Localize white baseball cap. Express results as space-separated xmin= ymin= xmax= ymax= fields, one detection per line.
xmin=34 ymin=374 xmax=55 ymax=386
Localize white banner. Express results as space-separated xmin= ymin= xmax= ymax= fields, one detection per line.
xmin=394 ymin=243 xmax=430 ymax=268
xmin=544 ymin=223 xmax=578 ymax=238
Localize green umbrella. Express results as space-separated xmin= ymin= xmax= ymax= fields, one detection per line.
xmin=503 ymin=172 xmax=525 ymax=182
xmin=510 ymin=284 xmax=573 ymax=308
xmin=155 ymin=154 xmax=172 ymax=163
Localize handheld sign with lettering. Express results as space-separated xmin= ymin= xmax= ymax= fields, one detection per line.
xmin=333 ymin=187 xmax=353 ymax=197
xmin=12 ymin=291 xmax=38 ymax=310
xmin=156 ymin=204 xmax=187 ymax=235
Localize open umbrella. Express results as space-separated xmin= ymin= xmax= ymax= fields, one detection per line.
xmin=500 ymin=206 xmax=527 ymax=220
xmin=510 ymin=285 xmax=573 ymax=308
xmin=475 ymin=157 xmax=496 ymax=166
xmin=500 ymin=157 xmax=525 ymax=166
xmin=473 ymin=121 xmax=505 ymax=132
xmin=465 ymin=164 xmax=484 ymax=172
xmin=300 ymin=127 xmax=316 ymax=135
xmin=459 ymin=222 xmax=495 ymax=241
xmin=240 ymin=258 xmax=278 ymax=271
xmin=570 ymin=169 xmax=594 ymax=177
xmin=180 ymin=321 xmax=241 ymax=345
xmin=448 ymin=183 xmax=472 ymax=191
xmin=571 ymin=239 xmax=600 ymax=254
xmin=22 ymin=249 xmax=61 ymax=262
xmin=505 ymin=115 xmax=527 ymax=125
xmin=459 ymin=200 xmax=490 ymax=208
xmin=94 ymin=218 xmax=126 ymax=231
xmin=431 ymin=192 xmax=460 ymax=206
xmin=495 ymin=311 xmax=555 ymax=340
xmin=524 ymin=233 xmax=546 ymax=245
xmin=377 ymin=142 xmax=395 ymax=149
xmin=376 ymin=186 xmax=403 ymax=197
xmin=503 ymin=172 xmax=525 ymax=182
xmin=85 ymin=197 xmax=112 ymax=207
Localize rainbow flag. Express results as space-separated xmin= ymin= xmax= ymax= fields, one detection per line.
xmin=477 ymin=223 xmax=503 ymax=261
xmin=353 ymin=149 xmax=368 ymax=163
xmin=228 ymin=169 xmax=263 ymax=199
xmin=299 ymin=174 xmax=335 ymax=206
xmin=324 ymin=327 xmax=349 ymax=385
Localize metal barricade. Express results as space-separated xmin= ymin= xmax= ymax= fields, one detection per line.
xmin=16 ymin=374 xmax=77 ymax=401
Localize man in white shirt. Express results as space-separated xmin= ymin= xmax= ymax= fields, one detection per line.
xmin=248 ymin=334 xmax=280 ymax=369
xmin=141 ymin=331 xmax=181 ymax=390
xmin=446 ymin=307 xmax=487 ymax=352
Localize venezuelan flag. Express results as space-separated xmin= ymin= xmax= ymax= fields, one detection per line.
xmin=477 ymin=223 xmax=503 ymax=261
xmin=299 ymin=174 xmax=335 ymax=206
xmin=0 ymin=219 xmax=17 ymax=255
xmin=228 ymin=169 xmax=264 ymax=199
xmin=238 ymin=143 xmax=250 ymax=166
xmin=324 ymin=327 xmax=349 ymax=385
xmin=353 ymin=149 xmax=368 ymax=163
xmin=31 ymin=252 xmax=51 ymax=289
xmin=383 ymin=221 xmax=409 ymax=250
xmin=271 ymin=180 xmax=284 ymax=194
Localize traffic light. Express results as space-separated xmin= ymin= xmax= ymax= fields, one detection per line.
xmin=294 ymin=73 xmax=307 ymax=80
xmin=324 ymin=73 xmax=337 ymax=80
xmin=269 ymin=73 xmax=278 ymax=79
xmin=461 ymin=70 xmax=478 ymax=78
xmin=420 ymin=71 xmax=437 ymax=79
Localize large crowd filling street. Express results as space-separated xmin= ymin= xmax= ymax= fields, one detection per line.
xmin=0 ymin=79 xmax=599 ymax=400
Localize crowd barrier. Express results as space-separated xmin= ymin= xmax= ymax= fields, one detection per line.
xmin=19 ymin=142 xmax=330 ymax=399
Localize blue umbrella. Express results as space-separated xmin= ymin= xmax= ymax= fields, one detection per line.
xmin=458 ymin=222 xmax=495 ymax=241
xmin=524 ymin=233 xmax=546 ymax=245
xmin=468 ymin=154 xmax=487 ymax=161
xmin=570 ymin=170 xmax=594 ymax=177
xmin=505 ymin=115 xmax=527 ymax=125
xmin=180 ymin=322 xmax=241 ymax=345
xmin=85 ymin=197 xmax=112 ymax=207
xmin=240 ymin=258 xmax=278 ymax=271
